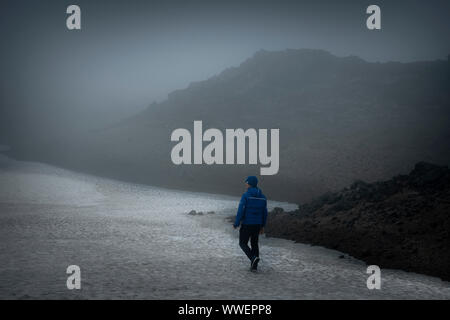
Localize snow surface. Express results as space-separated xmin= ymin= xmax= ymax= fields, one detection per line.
xmin=0 ymin=154 xmax=449 ymax=299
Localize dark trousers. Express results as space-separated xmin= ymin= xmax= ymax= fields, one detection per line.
xmin=239 ymin=224 xmax=261 ymax=261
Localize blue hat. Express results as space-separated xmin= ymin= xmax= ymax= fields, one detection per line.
xmin=245 ymin=176 xmax=258 ymax=187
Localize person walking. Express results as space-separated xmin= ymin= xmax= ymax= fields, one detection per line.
xmin=233 ymin=176 xmax=268 ymax=272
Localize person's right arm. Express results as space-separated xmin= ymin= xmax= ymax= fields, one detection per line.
xmin=261 ymin=199 xmax=268 ymax=234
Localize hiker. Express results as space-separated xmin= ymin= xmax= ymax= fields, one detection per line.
xmin=233 ymin=176 xmax=268 ymax=272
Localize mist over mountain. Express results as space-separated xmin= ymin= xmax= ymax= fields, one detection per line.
xmin=8 ymin=49 xmax=450 ymax=202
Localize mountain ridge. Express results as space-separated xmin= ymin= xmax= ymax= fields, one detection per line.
xmin=9 ymin=48 xmax=450 ymax=203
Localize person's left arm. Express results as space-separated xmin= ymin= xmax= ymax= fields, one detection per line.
xmin=233 ymin=194 xmax=247 ymax=228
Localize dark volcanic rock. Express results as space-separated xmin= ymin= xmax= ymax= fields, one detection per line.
xmin=265 ymin=162 xmax=450 ymax=281
xmin=11 ymin=49 xmax=450 ymax=204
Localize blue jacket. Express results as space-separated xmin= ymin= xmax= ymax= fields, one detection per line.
xmin=234 ymin=187 xmax=268 ymax=227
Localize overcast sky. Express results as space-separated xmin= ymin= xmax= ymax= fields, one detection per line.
xmin=1 ymin=0 xmax=449 ymax=119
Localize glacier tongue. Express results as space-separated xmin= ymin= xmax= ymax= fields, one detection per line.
xmin=0 ymin=155 xmax=449 ymax=299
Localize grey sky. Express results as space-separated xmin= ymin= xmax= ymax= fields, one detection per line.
xmin=1 ymin=0 xmax=449 ymax=119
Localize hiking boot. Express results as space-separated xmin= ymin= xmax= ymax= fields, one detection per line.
xmin=251 ymin=256 xmax=260 ymax=271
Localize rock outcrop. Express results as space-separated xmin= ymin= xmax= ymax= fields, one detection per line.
xmin=266 ymin=162 xmax=450 ymax=281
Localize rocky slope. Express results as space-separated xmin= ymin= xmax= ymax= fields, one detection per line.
xmin=265 ymin=162 xmax=450 ymax=281
xmin=8 ymin=49 xmax=450 ymax=203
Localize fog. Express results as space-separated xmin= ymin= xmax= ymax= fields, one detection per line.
xmin=2 ymin=1 xmax=450 ymax=298
xmin=1 ymin=1 xmax=449 ymax=133
xmin=0 ymin=1 xmax=449 ymax=189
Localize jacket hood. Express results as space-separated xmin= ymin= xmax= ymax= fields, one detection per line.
xmin=247 ymin=187 xmax=262 ymax=197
